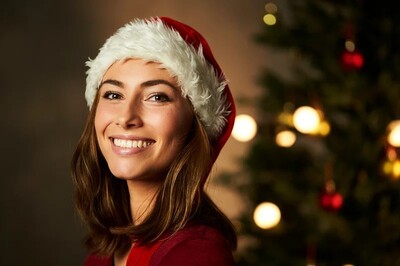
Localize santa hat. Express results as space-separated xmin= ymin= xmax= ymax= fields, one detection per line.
xmin=85 ymin=17 xmax=235 ymax=159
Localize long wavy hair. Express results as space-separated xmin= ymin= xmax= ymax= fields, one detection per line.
xmin=71 ymin=92 xmax=237 ymax=256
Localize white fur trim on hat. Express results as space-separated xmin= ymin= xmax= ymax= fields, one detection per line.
xmin=85 ymin=17 xmax=230 ymax=140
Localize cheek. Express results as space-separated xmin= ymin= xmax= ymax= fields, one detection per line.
xmin=94 ymin=106 xmax=110 ymax=136
xmin=162 ymin=109 xmax=193 ymax=141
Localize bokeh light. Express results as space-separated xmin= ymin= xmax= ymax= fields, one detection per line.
xmin=232 ymin=114 xmax=257 ymax=142
xmin=263 ymin=14 xmax=277 ymax=25
xmin=345 ymin=40 xmax=355 ymax=52
xmin=318 ymin=120 xmax=331 ymax=136
xmin=276 ymin=130 xmax=296 ymax=147
xmin=293 ymin=106 xmax=321 ymax=134
xmin=265 ymin=2 xmax=278 ymax=13
xmin=253 ymin=202 xmax=281 ymax=229
xmin=392 ymin=160 xmax=400 ymax=178
xmin=387 ymin=120 xmax=400 ymax=147
xmin=382 ymin=158 xmax=400 ymax=180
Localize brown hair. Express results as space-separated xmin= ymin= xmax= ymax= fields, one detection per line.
xmin=71 ymin=92 xmax=237 ymax=256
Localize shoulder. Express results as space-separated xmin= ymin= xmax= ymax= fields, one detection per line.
xmin=150 ymin=224 xmax=236 ymax=266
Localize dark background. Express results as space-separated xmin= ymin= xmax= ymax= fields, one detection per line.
xmin=1 ymin=1 xmax=91 ymax=265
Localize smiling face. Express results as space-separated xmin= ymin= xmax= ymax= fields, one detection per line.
xmin=94 ymin=58 xmax=194 ymax=182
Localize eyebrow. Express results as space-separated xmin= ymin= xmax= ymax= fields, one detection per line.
xmin=142 ymin=79 xmax=178 ymax=91
xmin=99 ymin=79 xmax=178 ymax=91
xmin=100 ymin=79 xmax=123 ymax=88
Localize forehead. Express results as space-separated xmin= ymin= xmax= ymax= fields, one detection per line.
xmin=103 ymin=58 xmax=175 ymax=79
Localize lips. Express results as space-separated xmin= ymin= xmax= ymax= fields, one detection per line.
xmin=111 ymin=138 xmax=155 ymax=149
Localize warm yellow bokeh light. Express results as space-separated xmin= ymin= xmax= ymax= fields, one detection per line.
xmin=382 ymin=161 xmax=393 ymax=175
xmin=387 ymin=120 xmax=400 ymax=147
xmin=276 ymin=130 xmax=296 ymax=147
xmin=263 ymin=14 xmax=277 ymax=25
xmin=392 ymin=160 xmax=400 ymax=178
xmin=278 ymin=111 xmax=293 ymax=126
xmin=318 ymin=120 xmax=331 ymax=136
xmin=381 ymin=159 xmax=400 ymax=179
xmin=293 ymin=106 xmax=321 ymax=134
xmin=253 ymin=202 xmax=281 ymax=229
xmin=232 ymin=114 xmax=257 ymax=142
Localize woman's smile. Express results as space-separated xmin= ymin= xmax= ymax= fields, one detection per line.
xmin=110 ymin=137 xmax=155 ymax=149
xmin=109 ymin=136 xmax=156 ymax=156
xmin=112 ymin=138 xmax=155 ymax=149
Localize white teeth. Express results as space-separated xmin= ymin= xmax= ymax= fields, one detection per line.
xmin=113 ymin=138 xmax=153 ymax=148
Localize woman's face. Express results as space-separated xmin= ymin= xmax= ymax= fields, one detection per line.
xmin=95 ymin=59 xmax=193 ymax=181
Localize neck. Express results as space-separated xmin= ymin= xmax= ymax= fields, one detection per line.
xmin=126 ymin=179 xmax=162 ymax=225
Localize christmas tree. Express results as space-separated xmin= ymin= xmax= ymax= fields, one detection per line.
xmin=228 ymin=1 xmax=400 ymax=265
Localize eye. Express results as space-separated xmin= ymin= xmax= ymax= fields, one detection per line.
xmin=103 ymin=91 xmax=122 ymax=100
xmin=148 ymin=93 xmax=170 ymax=102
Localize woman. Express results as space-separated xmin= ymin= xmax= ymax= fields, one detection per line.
xmin=71 ymin=17 xmax=237 ymax=266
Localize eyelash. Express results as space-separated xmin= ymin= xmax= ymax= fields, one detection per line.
xmin=103 ymin=91 xmax=122 ymax=100
xmin=148 ymin=93 xmax=171 ymax=102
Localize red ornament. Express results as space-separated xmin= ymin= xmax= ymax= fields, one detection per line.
xmin=341 ymin=50 xmax=364 ymax=70
xmin=319 ymin=180 xmax=343 ymax=212
xmin=319 ymin=191 xmax=343 ymax=211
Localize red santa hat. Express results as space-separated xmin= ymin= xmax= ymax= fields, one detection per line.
xmin=85 ymin=17 xmax=235 ymax=160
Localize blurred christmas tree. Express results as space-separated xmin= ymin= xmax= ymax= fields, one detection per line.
xmin=228 ymin=0 xmax=400 ymax=265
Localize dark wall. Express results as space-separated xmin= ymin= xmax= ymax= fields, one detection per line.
xmin=1 ymin=1 xmax=91 ymax=265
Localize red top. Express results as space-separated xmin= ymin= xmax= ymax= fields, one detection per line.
xmin=83 ymin=224 xmax=236 ymax=266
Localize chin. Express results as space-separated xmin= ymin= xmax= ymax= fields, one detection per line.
xmin=107 ymin=165 xmax=136 ymax=180
xmin=112 ymin=174 xmax=133 ymax=180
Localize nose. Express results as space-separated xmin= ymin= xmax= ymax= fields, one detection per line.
xmin=115 ymin=101 xmax=143 ymax=129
